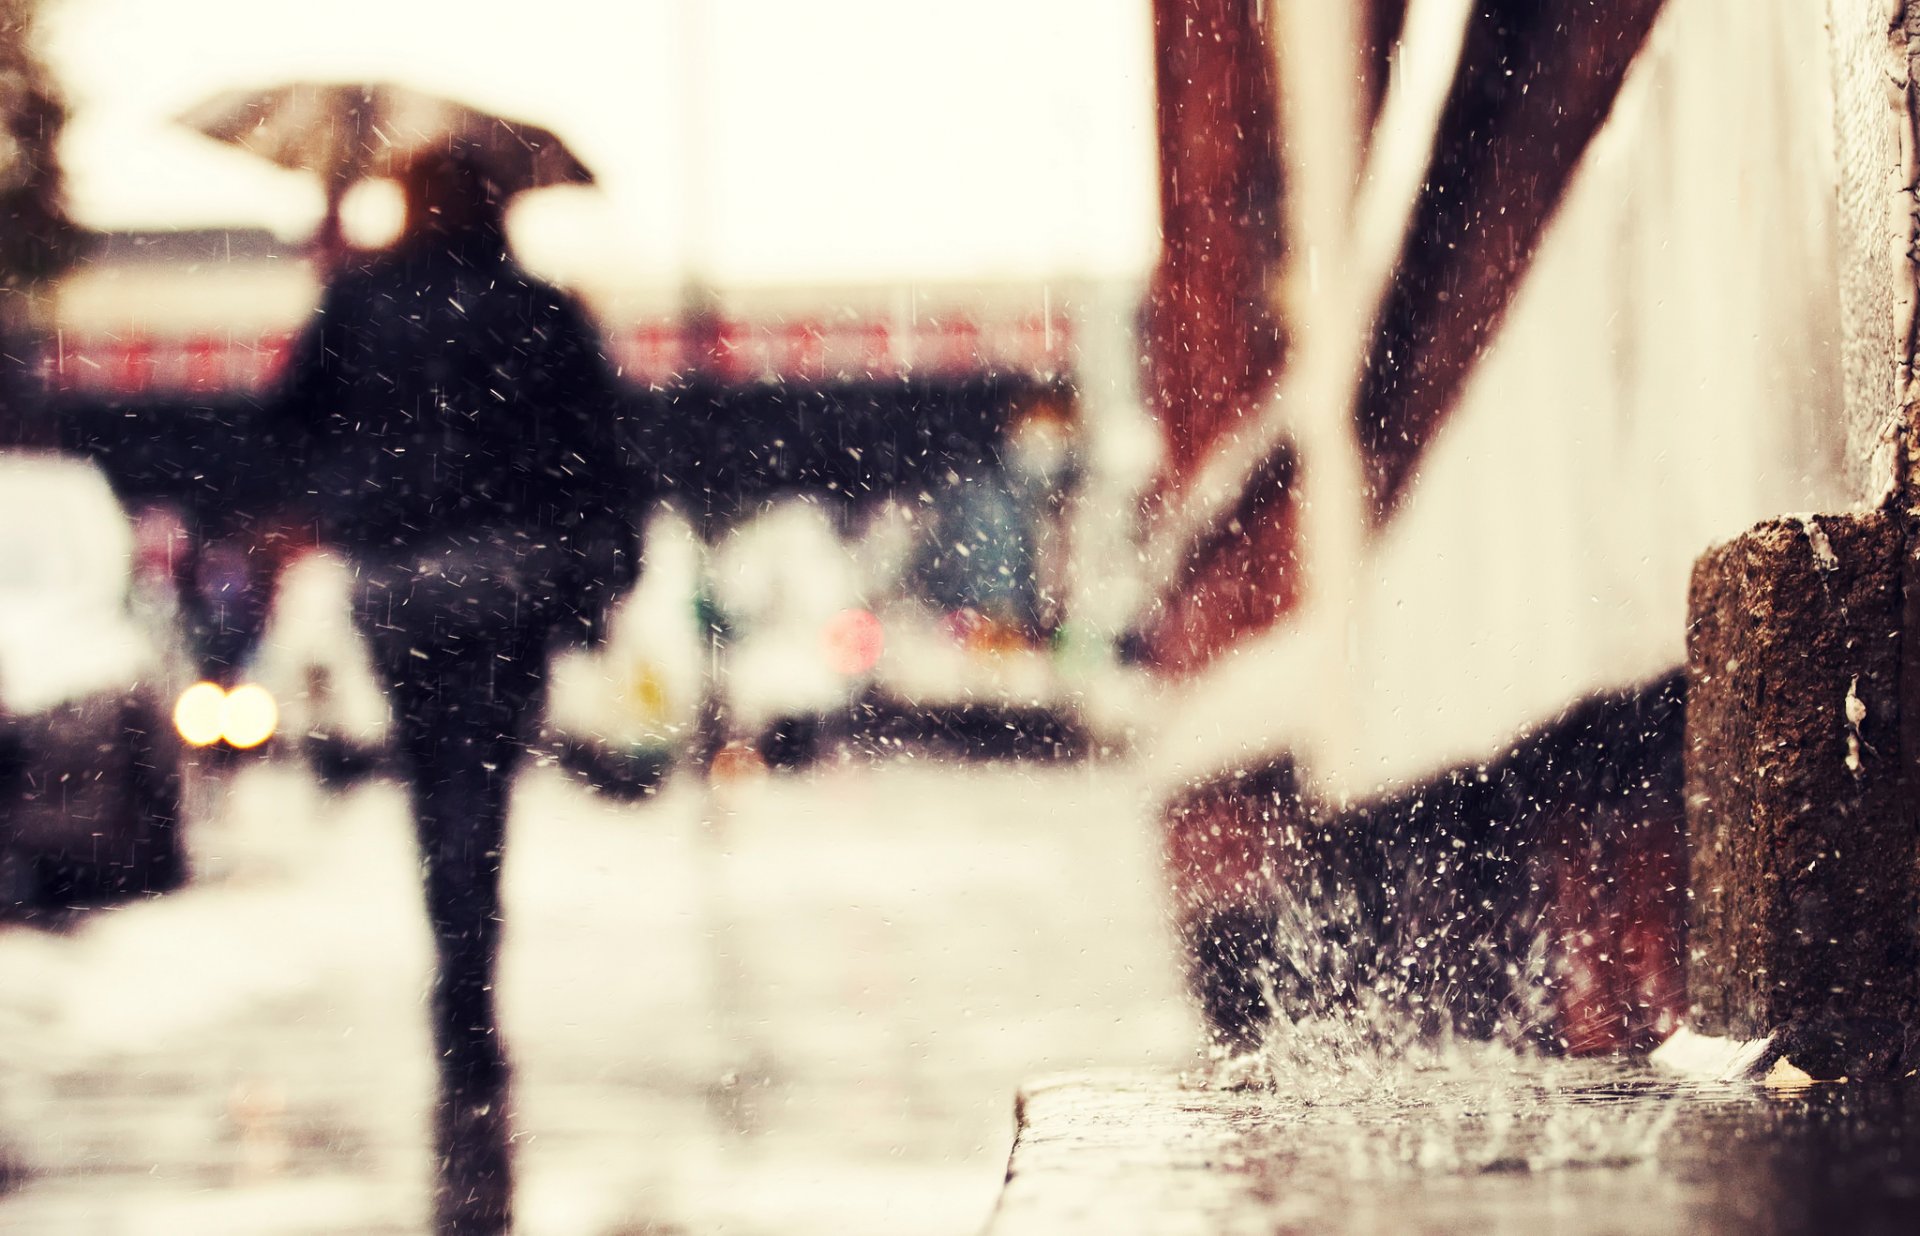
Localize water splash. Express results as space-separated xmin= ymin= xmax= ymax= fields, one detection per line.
xmin=1182 ymin=869 xmax=1695 ymax=1183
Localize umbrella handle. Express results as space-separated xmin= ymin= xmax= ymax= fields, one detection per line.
xmin=311 ymin=186 xmax=350 ymax=272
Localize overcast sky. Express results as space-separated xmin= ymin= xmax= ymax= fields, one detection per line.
xmin=41 ymin=0 xmax=1160 ymax=287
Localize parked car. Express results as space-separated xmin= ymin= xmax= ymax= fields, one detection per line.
xmin=235 ymin=549 xmax=390 ymax=790
xmin=542 ymin=507 xmax=707 ymax=794
xmin=237 ymin=509 xmax=711 ymax=798
xmin=709 ymin=498 xmax=875 ymax=768
xmin=0 ymin=453 xmax=191 ymax=905
xmin=851 ymin=471 xmax=1083 ymax=758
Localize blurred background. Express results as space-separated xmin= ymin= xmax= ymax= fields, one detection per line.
xmin=0 ymin=2 xmax=1185 ymax=1234
xmin=0 ymin=0 xmax=1876 ymax=1231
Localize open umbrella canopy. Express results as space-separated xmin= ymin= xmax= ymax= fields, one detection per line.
xmin=174 ymin=81 xmax=594 ymax=198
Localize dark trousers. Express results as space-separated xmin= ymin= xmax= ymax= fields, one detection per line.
xmin=357 ymin=545 xmax=557 ymax=1236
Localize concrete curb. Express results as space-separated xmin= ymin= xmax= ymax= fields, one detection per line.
xmin=986 ymin=1072 xmax=1277 ymax=1236
xmin=982 ymin=1063 xmax=1920 ymax=1234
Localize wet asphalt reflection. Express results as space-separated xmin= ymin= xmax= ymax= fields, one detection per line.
xmin=0 ymin=755 xmax=1190 ymax=1235
xmin=994 ymin=1064 xmax=1920 ymax=1236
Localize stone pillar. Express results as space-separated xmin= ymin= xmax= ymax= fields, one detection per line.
xmin=1679 ymin=2 xmax=1920 ymax=1076
xmin=1685 ymin=512 xmax=1919 ymax=1074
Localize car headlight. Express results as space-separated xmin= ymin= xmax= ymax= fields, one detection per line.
xmin=173 ymin=681 xmax=279 ymax=749
xmin=173 ymin=682 xmax=226 ymax=747
xmin=221 ymin=684 xmax=279 ymax=750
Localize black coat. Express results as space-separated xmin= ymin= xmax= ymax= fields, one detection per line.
xmin=271 ymin=227 xmax=635 ymax=556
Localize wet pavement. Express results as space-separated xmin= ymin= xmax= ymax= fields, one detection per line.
xmin=0 ymin=754 xmax=1192 ymax=1235
xmin=991 ymin=1062 xmax=1920 ymax=1235
xmin=13 ymin=753 xmax=1919 ymax=1236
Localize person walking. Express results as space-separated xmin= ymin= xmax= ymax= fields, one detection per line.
xmin=266 ymin=145 xmax=637 ymax=1235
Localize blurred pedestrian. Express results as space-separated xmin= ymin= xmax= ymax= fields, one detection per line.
xmin=265 ymin=145 xmax=636 ymax=1235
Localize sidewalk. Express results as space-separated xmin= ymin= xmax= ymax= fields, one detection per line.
xmin=0 ymin=759 xmax=1193 ymax=1236
xmin=986 ymin=1073 xmax=1281 ymax=1236
xmin=985 ymin=1063 xmax=1920 ymax=1235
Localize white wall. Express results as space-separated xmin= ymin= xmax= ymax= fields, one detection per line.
xmin=1150 ymin=0 xmax=1854 ymax=799
xmin=1339 ymin=0 xmax=1848 ymax=793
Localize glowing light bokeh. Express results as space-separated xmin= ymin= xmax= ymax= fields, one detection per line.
xmin=172 ymin=681 xmax=227 ymax=747
xmin=821 ymin=607 xmax=885 ymax=676
xmin=220 ymin=683 xmax=279 ymax=750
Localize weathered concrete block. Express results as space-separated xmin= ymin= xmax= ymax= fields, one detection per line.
xmin=1686 ymin=511 xmax=1918 ymax=1054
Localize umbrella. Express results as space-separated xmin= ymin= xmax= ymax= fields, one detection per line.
xmin=174 ymin=81 xmax=594 ymax=255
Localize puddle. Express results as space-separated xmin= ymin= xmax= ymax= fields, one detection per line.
xmin=1001 ymin=1054 xmax=1920 ymax=1235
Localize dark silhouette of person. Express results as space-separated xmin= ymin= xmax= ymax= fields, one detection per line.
xmin=267 ymin=145 xmax=636 ymax=1235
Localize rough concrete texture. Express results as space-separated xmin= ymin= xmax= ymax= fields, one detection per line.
xmin=1825 ymin=0 xmax=1908 ymax=505
xmin=1685 ymin=511 xmax=1919 ymax=1050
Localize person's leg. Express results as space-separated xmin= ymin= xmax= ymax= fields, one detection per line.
xmin=411 ymin=679 xmax=514 ymax=1234
xmin=383 ymin=633 xmax=546 ymax=1236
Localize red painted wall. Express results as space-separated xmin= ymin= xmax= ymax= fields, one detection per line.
xmin=1142 ymin=0 xmax=1285 ymax=487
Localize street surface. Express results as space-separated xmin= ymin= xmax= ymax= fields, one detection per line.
xmin=0 ymin=754 xmax=1192 ymax=1235
xmin=990 ymin=1066 xmax=1920 ymax=1236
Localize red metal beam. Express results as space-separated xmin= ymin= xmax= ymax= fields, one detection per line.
xmin=1354 ymin=0 xmax=1666 ymax=519
xmin=1142 ymin=0 xmax=1286 ymax=485
xmin=1139 ymin=448 xmax=1301 ymax=675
